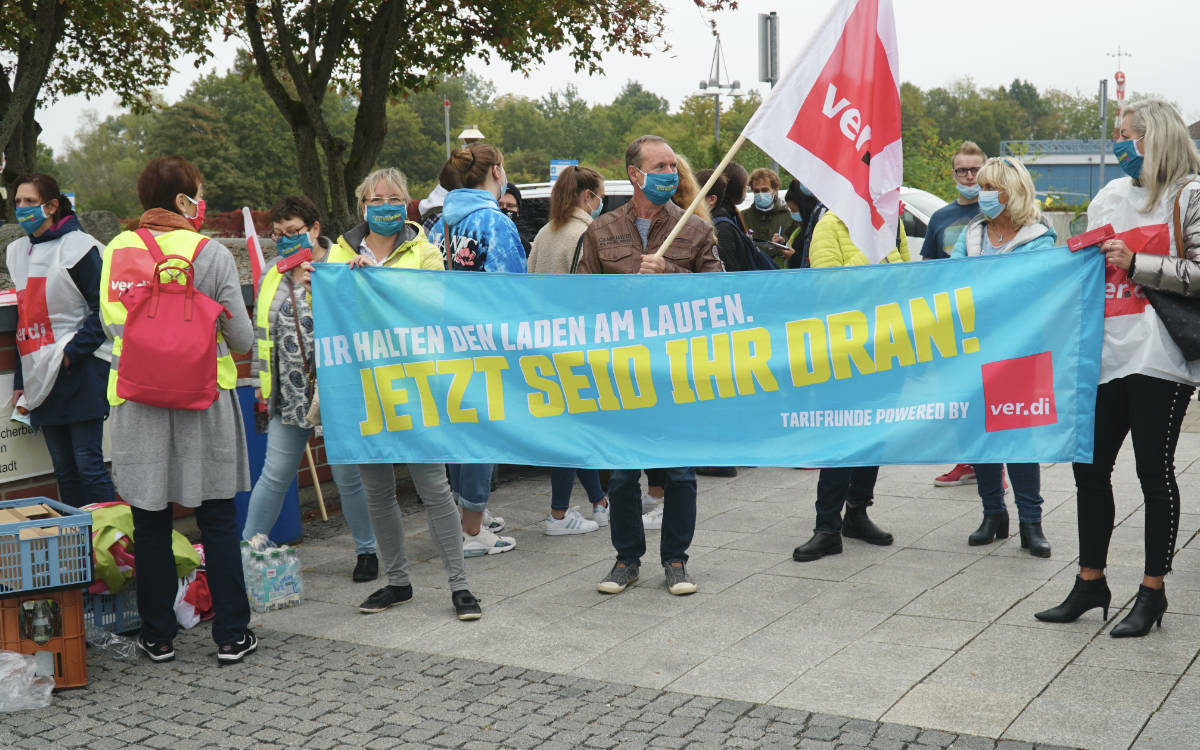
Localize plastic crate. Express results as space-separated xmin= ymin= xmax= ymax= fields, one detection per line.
xmin=0 ymin=586 xmax=87 ymax=689
xmin=0 ymin=497 xmax=93 ymax=596
xmin=83 ymin=587 xmax=141 ymax=634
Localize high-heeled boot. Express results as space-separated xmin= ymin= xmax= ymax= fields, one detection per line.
xmin=1019 ymin=522 xmax=1051 ymax=558
xmin=968 ymin=512 xmax=1008 ymax=546
xmin=1110 ymin=584 xmax=1167 ymax=638
xmin=1034 ymin=575 xmax=1111 ymax=623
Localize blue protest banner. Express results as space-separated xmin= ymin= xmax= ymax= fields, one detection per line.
xmin=310 ymin=246 xmax=1104 ymax=468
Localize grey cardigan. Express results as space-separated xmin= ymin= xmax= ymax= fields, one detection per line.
xmin=106 ymin=237 xmax=255 ymax=510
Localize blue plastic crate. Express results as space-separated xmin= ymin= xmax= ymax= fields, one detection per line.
xmin=0 ymin=497 xmax=93 ymax=596
xmin=83 ymin=587 xmax=140 ymax=634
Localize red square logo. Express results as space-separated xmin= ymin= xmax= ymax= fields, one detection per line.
xmin=981 ymin=352 xmax=1057 ymax=432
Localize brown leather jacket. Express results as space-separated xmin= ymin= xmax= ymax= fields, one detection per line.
xmin=575 ymin=198 xmax=725 ymax=274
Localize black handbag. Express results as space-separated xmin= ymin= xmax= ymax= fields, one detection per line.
xmin=1142 ymin=181 xmax=1200 ymax=361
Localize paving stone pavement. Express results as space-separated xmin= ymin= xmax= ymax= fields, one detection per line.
xmin=0 ymin=628 xmax=1077 ymax=750
xmin=7 ymin=433 xmax=1200 ymax=749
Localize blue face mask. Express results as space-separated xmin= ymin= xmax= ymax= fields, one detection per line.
xmin=956 ymin=183 xmax=981 ymax=200
xmin=978 ymin=190 xmax=1005 ymax=219
xmin=365 ymin=203 xmax=406 ymax=236
xmin=753 ymin=192 xmax=775 ymax=210
xmin=1113 ymin=138 xmax=1144 ymax=179
xmin=637 ymin=169 xmax=678 ymax=206
xmin=789 ymin=211 xmax=803 ymax=223
xmin=588 ymin=192 xmax=603 ymax=220
xmin=276 ymin=231 xmax=313 ymax=256
xmin=15 ymin=204 xmax=47 ymax=235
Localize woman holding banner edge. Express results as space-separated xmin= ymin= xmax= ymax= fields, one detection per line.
xmin=949 ymin=156 xmax=1056 ymax=557
xmin=1036 ymin=100 xmax=1200 ymax=638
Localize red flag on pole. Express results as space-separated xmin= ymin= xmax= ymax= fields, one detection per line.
xmin=243 ymin=206 xmax=266 ymax=292
xmin=742 ymin=0 xmax=901 ymax=263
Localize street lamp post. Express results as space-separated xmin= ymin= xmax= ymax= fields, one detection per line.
xmin=695 ymin=34 xmax=743 ymax=168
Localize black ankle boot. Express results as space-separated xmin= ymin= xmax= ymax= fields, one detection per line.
xmin=968 ymin=513 xmax=1008 ymax=546
xmin=792 ymin=532 xmax=842 ymax=562
xmin=1019 ymin=522 xmax=1051 ymax=558
xmin=1034 ymin=575 xmax=1111 ymax=623
xmin=841 ymin=505 xmax=893 ymax=546
xmin=1110 ymin=585 xmax=1167 ymax=638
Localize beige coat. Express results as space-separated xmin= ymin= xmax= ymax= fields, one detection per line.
xmin=529 ymin=207 xmax=592 ymax=274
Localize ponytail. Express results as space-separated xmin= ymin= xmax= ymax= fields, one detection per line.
xmin=548 ymin=165 xmax=603 ymax=230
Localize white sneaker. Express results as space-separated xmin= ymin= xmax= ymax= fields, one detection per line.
xmin=482 ymin=509 xmax=505 ymax=533
xmin=592 ymin=501 xmax=610 ymax=527
xmin=641 ymin=493 xmax=662 ymax=513
xmin=462 ymin=528 xmax=517 ymax=557
xmin=544 ymin=507 xmax=600 ymax=536
xmin=642 ymin=505 xmax=664 ymax=530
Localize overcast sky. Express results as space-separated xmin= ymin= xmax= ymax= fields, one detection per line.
xmin=39 ymin=0 xmax=1200 ymax=155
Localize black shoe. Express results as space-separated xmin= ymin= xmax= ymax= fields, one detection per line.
xmin=217 ymin=630 xmax=258 ymax=665
xmin=352 ymin=553 xmax=379 ymax=582
xmin=841 ymin=505 xmax=893 ymax=546
xmin=1110 ymin=584 xmax=1167 ymax=638
xmin=137 ymin=634 xmax=175 ymax=663
xmin=968 ymin=512 xmax=1009 ymax=546
xmin=359 ymin=584 xmax=413 ymax=613
xmin=452 ymin=590 xmax=482 ymax=621
xmin=1034 ymin=575 xmax=1111 ymax=623
xmin=1019 ymin=522 xmax=1051 ymax=558
xmin=697 ymin=466 xmax=738 ymax=477
xmin=792 ymin=532 xmax=843 ymax=562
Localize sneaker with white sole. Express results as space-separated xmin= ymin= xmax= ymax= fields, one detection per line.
xmin=933 ymin=464 xmax=976 ymax=486
xmin=482 ymin=509 xmax=505 ymax=533
xmin=592 ymin=500 xmax=610 ymax=527
xmin=642 ymin=504 xmax=664 ymax=530
xmin=463 ymin=527 xmax=517 ymax=557
xmin=544 ymin=506 xmax=600 ymax=535
xmin=217 ymin=630 xmax=258 ymax=665
xmin=663 ymin=560 xmax=697 ymax=595
xmin=641 ymin=493 xmax=662 ymax=513
xmin=597 ymin=561 xmax=640 ymax=594
xmin=137 ymin=634 xmax=175 ymax=663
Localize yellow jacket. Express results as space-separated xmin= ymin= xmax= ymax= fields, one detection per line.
xmin=328 ymin=221 xmax=444 ymax=269
xmin=809 ymin=212 xmax=909 ymax=268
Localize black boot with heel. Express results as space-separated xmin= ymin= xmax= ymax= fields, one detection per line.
xmin=1019 ymin=522 xmax=1051 ymax=558
xmin=1034 ymin=575 xmax=1111 ymax=623
xmin=1110 ymin=584 xmax=1167 ymax=638
xmin=968 ymin=513 xmax=1008 ymax=546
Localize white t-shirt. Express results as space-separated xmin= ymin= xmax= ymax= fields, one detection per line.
xmin=1088 ymin=177 xmax=1200 ymax=386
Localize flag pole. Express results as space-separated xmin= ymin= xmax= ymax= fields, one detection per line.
xmin=654 ymin=134 xmax=748 ymax=258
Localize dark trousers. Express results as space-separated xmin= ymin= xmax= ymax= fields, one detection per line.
xmin=608 ymin=468 xmax=696 ymax=565
xmin=549 ymin=468 xmax=606 ymax=511
xmin=815 ymin=466 xmax=879 ymax=534
xmin=645 ymin=468 xmax=668 ymax=490
xmin=40 ymin=419 xmax=114 ymax=508
xmin=1073 ymin=374 xmax=1193 ymax=577
xmin=132 ymin=498 xmax=250 ymax=645
xmin=976 ymin=463 xmax=1042 ymax=523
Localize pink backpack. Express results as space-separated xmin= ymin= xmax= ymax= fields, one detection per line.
xmin=115 ymin=229 xmax=230 ymax=410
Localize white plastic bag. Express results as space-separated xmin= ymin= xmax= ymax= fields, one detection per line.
xmin=0 ymin=650 xmax=54 ymax=712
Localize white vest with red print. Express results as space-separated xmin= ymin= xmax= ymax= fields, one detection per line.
xmin=6 ymin=227 xmax=112 ymax=409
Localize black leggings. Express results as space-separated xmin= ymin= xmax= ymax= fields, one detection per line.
xmin=1073 ymin=374 xmax=1193 ymax=577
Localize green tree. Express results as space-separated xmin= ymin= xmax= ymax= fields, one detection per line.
xmin=58 ymin=111 xmax=153 ymax=217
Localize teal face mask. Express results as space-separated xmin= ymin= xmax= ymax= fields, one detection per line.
xmin=1113 ymin=138 xmax=1143 ymax=179
xmin=276 ymin=232 xmax=313 ymax=256
xmin=365 ymin=203 xmax=406 ymax=236
xmin=15 ymin=204 xmax=47 ymax=234
xmin=637 ymin=169 xmax=678 ymax=205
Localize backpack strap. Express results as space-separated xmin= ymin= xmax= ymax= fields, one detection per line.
xmin=135 ymin=228 xmax=167 ymax=264
xmin=569 ymin=232 xmax=587 ymax=274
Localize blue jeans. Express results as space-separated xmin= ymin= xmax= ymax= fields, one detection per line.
xmin=132 ymin=498 xmax=248 ymax=646
xmin=815 ymin=466 xmax=879 ymax=534
xmin=608 ymin=468 xmax=696 ymax=564
xmin=448 ymin=464 xmax=493 ymax=513
xmin=975 ymin=462 xmax=1042 ymax=523
xmin=40 ymin=419 xmax=114 ymax=507
xmin=243 ymin=417 xmax=376 ymax=554
xmin=550 ymin=468 xmax=606 ymax=511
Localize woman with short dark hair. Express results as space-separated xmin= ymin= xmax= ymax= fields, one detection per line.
xmin=100 ymin=155 xmax=258 ymax=664
xmin=5 ymin=173 xmax=114 ymax=507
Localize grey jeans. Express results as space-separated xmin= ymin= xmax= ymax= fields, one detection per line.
xmin=357 ymin=463 xmax=468 ymax=592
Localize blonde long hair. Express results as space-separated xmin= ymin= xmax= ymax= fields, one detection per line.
xmin=673 ymin=154 xmax=710 ymax=221
xmin=1125 ymin=99 xmax=1200 ymax=212
xmin=977 ymin=157 xmax=1040 ymax=228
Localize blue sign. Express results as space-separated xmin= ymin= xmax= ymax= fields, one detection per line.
xmin=310 ymin=246 xmax=1104 ymax=468
xmin=549 ymin=159 xmax=578 ymax=182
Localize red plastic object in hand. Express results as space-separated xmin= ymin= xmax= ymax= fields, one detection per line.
xmin=1067 ymin=224 xmax=1115 ymax=252
xmin=276 ymin=247 xmax=312 ymax=273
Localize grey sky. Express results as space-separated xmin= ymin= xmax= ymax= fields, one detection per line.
xmin=39 ymin=0 xmax=1200 ymax=155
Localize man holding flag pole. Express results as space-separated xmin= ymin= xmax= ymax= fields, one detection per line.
xmin=652 ymin=0 xmax=904 ymax=560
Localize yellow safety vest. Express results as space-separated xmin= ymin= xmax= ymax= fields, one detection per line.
xmin=253 ymin=263 xmax=308 ymax=400
xmin=99 ymin=228 xmax=237 ymax=406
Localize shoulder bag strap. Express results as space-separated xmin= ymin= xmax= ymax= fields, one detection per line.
xmin=288 ymin=280 xmax=313 ymax=388
xmin=569 ymin=232 xmax=587 ymax=274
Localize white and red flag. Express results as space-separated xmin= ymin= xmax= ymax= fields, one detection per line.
xmin=742 ymin=0 xmax=902 ymax=263
xmin=242 ymin=206 xmax=267 ymax=291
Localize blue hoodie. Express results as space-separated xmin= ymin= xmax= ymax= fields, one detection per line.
xmin=429 ymin=188 xmax=527 ymax=273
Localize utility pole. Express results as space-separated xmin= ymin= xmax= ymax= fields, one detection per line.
xmin=696 ymin=34 xmax=742 ymax=169
xmin=443 ymin=99 xmax=452 ymax=159
xmin=1098 ymin=79 xmax=1108 ymax=193
xmin=1107 ymin=46 xmax=1131 ymax=132
xmin=758 ymin=12 xmax=779 ymax=173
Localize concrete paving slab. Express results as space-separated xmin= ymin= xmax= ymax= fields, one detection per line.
xmin=883 ymin=683 xmax=1029 ymax=739
xmin=1135 ymin=675 xmax=1200 ymax=749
